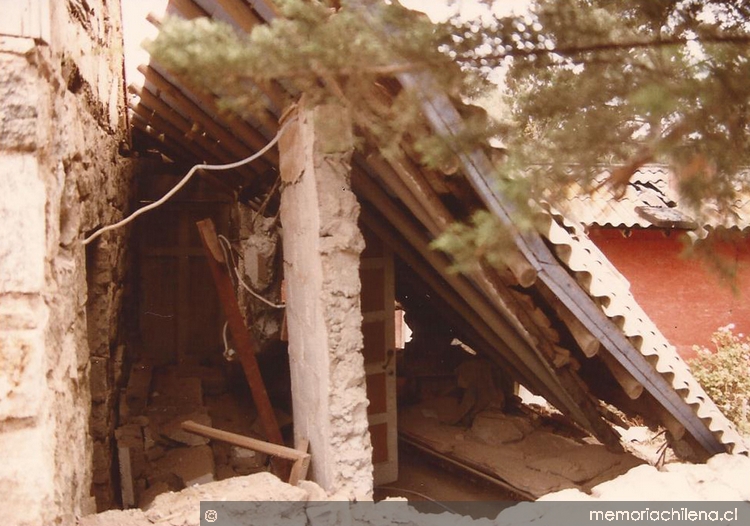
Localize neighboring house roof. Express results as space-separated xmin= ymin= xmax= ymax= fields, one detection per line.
xmin=560 ymin=165 xmax=750 ymax=232
xmin=122 ymin=0 xmax=747 ymax=458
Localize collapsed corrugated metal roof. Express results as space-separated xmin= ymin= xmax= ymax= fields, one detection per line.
xmin=121 ymin=0 xmax=747 ymax=458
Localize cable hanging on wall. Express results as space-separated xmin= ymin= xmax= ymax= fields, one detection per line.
xmin=82 ymin=120 xmax=294 ymax=245
xmin=217 ymin=234 xmax=285 ymax=309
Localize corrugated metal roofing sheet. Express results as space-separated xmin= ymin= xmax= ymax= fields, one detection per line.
xmin=560 ymin=165 xmax=750 ymax=231
xmin=540 ymin=208 xmax=748 ymax=455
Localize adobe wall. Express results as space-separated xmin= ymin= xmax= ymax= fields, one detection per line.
xmin=0 ymin=1 xmax=136 ymax=523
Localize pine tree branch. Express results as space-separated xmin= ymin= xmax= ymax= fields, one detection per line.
xmin=464 ymin=33 xmax=750 ymax=67
xmin=283 ymin=62 xmax=426 ymax=78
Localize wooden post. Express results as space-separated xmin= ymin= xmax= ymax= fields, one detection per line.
xmin=196 ymin=218 xmax=283 ymax=445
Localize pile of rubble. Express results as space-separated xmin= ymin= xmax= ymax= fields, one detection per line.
xmin=538 ymin=452 xmax=750 ymax=501
xmin=398 ymin=397 xmax=644 ymax=498
xmin=78 ymin=453 xmax=750 ymax=526
xmin=78 ymin=472 xmax=318 ymax=526
xmin=115 ymin=361 xmax=282 ymax=508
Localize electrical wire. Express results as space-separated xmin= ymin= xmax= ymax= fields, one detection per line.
xmin=221 ymin=320 xmax=236 ymax=361
xmin=376 ymin=486 xmax=459 ymax=514
xmin=217 ymin=234 xmax=286 ymax=309
xmin=82 ymin=120 xmax=294 ymax=245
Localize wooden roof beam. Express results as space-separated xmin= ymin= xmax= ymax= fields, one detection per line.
xmin=360 ymin=205 xmax=543 ymax=396
xmin=137 ymin=64 xmax=280 ymax=165
xmin=130 ymin=84 xmax=273 ymax=174
xmin=214 ymin=0 xmax=264 ymax=32
xmin=129 ymin=105 xmax=258 ymax=183
xmin=389 ymin=61 xmax=727 ymax=455
xmin=354 ymin=164 xmax=624 ymax=447
xmin=361 ymin=149 xmax=565 ymax=380
xmin=132 ymin=117 xmax=240 ymax=196
xmin=168 ymin=0 xmax=210 ymax=19
xmin=351 ymin=168 xmax=573 ymax=407
xmin=146 ymin=11 xmax=284 ymax=126
xmin=195 ymin=0 xmax=289 ymax=113
xmin=360 ymin=153 xmax=441 ymax=235
xmin=132 ymin=120 xmax=197 ymax=163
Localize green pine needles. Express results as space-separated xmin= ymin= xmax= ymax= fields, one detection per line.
xmin=147 ymin=0 xmax=750 ymax=274
xmin=146 ymin=0 xmax=494 ymax=169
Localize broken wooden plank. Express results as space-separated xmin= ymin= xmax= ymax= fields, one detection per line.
xmin=181 ymin=421 xmax=301 ymax=460
xmin=196 ymin=218 xmax=283 ymax=445
xmin=124 ymin=364 xmax=152 ymax=418
xmin=288 ymin=438 xmax=311 ymax=486
xmin=181 ymin=419 xmax=312 ymax=486
xmin=115 ymin=424 xmax=143 ymax=509
xmin=399 ymin=434 xmax=535 ymax=501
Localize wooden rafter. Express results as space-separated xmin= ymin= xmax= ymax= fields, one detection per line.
xmin=137 ymin=65 xmax=280 ymax=165
xmin=129 ymin=101 xmax=259 ymax=183
xmin=131 ymin=84 xmax=272 ymax=173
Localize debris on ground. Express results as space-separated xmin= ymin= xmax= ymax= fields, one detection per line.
xmin=116 ymin=360 xmax=277 ymax=507
xmin=77 ymin=472 xmax=312 ymax=526
xmin=77 ymin=453 xmax=750 ymax=526
xmin=399 ymin=397 xmax=643 ymax=498
xmin=538 ymin=452 xmax=750 ymax=501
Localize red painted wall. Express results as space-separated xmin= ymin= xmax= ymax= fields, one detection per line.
xmin=588 ymin=229 xmax=750 ymax=359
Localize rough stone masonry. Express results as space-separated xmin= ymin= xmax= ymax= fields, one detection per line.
xmin=0 ymin=1 xmax=138 ymax=524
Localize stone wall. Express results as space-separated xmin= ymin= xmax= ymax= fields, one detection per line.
xmin=0 ymin=1 xmax=137 ymax=523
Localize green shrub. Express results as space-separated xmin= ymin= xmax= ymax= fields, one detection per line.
xmin=689 ymin=325 xmax=750 ymax=435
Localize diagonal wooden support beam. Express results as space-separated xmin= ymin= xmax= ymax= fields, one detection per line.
xmin=196 ymin=218 xmax=283 ymax=446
